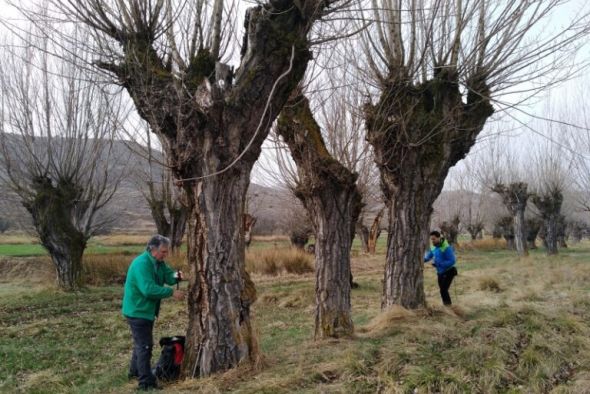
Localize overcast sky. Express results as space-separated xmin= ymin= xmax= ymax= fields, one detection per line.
xmin=1 ymin=0 xmax=589 ymax=190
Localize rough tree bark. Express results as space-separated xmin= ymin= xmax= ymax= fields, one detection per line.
xmin=557 ymin=215 xmax=568 ymax=248
xmin=365 ymin=70 xmax=494 ymax=309
xmin=80 ymin=1 xmax=329 ymax=377
xmin=23 ymin=176 xmax=87 ymax=290
xmin=493 ymin=183 xmax=530 ymax=257
xmin=525 ymin=218 xmax=542 ymax=250
xmin=243 ymin=214 xmax=257 ymax=248
xmin=356 ymin=218 xmax=370 ymax=254
xmin=496 ymin=216 xmax=516 ymax=250
xmin=145 ymin=179 xmax=188 ymax=253
xmin=277 ymin=92 xmax=362 ymax=338
xmin=368 ymin=209 xmax=384 ymax=255
xmin=532 ymin=189 xmax=563 ymax=255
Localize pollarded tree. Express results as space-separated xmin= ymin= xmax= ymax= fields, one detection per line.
xmin=39 ymin=0 xmax=353 ymax=376
xmin=276 ymin=90 xmax=362 ymax=338
xmin=440 ymin=215 xmax=460 ymax=245
xmin=529 ymin=128 xmax=571 ymax=255
xmin=134 ymin=131 xmax=188 ymax=253
xmin=0 ymin=33 xmax=125 ymax=291
xmin=492 ymin=182 xmax=530 ymax=257
xmin=356 ymin=0 xmax=589 ymax=308
xmin=532 ymin=189 xmax=563 ymax=255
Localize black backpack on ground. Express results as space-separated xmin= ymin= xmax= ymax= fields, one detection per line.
xmin=153 ymin=336 xmax=185 ymax=381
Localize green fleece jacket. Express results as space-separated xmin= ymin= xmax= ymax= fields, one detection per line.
xmin=122 ymin=250 xmax=177 ymax=321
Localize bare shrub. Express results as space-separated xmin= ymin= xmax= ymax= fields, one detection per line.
xmin=456 ymin=238 xmax=506 ymax=252
xmin=283 ymin=253 xmax=314 ymax=275
xmin=246 ymin=248 xmax=313 ymax=276
xmin=82 ymin=252 xmax=187 ymax=286
xmin=479 ymin=277 xmax=502 ymax=293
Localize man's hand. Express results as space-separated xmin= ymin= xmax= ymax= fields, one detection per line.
xmin=173 ymin=290 xmax=185 ymax=301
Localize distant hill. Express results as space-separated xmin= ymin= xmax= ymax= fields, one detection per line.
xmin=0 ymin=133 xmax=300 ymax=235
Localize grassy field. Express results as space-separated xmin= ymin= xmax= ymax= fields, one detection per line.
xmin=0 ymin=234 xmax=293 ymax=257
xmin=2 ymin=239 xmax=590 ymax=393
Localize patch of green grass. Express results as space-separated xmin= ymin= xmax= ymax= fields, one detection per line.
xmin=0 ymin=243 xmax=144 ymax=257
xmin=3 ymin=241 xmax=590 ymax=392
xmin=0 ymin=244 xmax=48 ymax=257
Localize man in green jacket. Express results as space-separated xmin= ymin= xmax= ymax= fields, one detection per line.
xmin=123 ymin=235 xmax=185 ymax=391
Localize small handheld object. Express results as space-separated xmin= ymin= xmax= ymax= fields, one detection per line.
xmin=174 ymin=271 xmax=181 ymax=289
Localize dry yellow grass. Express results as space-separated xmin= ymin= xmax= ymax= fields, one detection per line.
xmin=357 ymin=305 xmax=418 ymax=336
xmin=246 ymin=247 xmax=313 ymax=276
xmin=4 ymin=240 xmax=590 ymax=393
xmin=455 ymin=238 xmax=507 ymax=251
xmin=252 ymin=235 xmax=290 ymax=242
xmin=0 ymin=257 xmax=52 ymax=284
xmin=83 ymin=252 xmax=187 ymax=285
xmin=0 ymin=233 xmax=38 ymax=244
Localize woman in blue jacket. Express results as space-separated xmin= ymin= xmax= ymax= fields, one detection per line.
xmin=424 ymin=230 xmax=457 ymax=305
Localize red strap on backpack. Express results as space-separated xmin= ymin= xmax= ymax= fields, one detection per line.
xmin=173 ymin=343 xmax=184 ymax=365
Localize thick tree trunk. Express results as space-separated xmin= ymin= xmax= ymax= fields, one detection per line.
xmin=368 ymin=209 xmax=384 ymax=255
xmin=23 ymin=176 xmax=88 ymax=291
xmin=311 ymin=187 xmax=359 ymax=338
xmin=557 ymin=215 xmax=568 ymax=249
xmin=525 ymin=219 xmax=541 ymax=250
xmin=243 ymin=214 xmax=257 ymax=248
xmin=277 ymin=93 xmax=362 ymax=339
xmin=290 ymin=232 xmax=309 ymax=249
xmin=532 ymin=190 xmax=563 ymax=255
xmin=440 ymin=216 xmax=460 ymax=245
xmin=382 ymin=188 xmax=431 ymax=309
xmin=365 ymin=70 xmax=494 ymax=309
xmin=493 ymin=183 xmax=530 ymax=257
xmin=93 ymin=0 xmax=332 ymax=376
xmin=467 ymin=224 xmax=482 ymax=241
xmin=505 ymin=236 xmax=515 ymax=250
xmin=544 ymin=214 xmax=558 ymax=254
xmin=183 ymin=171 xmax=257 ymax=377
xmin=169 ymin=207 xmax=188 ymax=252
xmin=52 ymin=244 xmax=85 ymax=290
xmin=356 ymin=220 xmax=370 ymax=254
xmin=148 ymin=201 xmax=187 ymax=253
xmin=514 ymin=209 xmax=528 ymax=257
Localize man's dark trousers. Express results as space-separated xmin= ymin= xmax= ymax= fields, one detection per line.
xmin=127 ymin=317 xmax=157 ymax=388
xmin=437 ymin=266 xmax=458 ymax=305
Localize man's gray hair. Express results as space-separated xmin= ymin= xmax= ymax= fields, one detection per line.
xmin=146 ymin=234 xmax=171 ymax=251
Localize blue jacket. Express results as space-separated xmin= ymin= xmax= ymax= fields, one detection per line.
xmin=424 ymin=239 xmax=456 ymax=274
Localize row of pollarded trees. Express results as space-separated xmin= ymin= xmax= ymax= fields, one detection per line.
xmin=6 ymin=0 xmax=590 ymax=379
xmin=433 ymin=124 xmax=590 ymax=256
